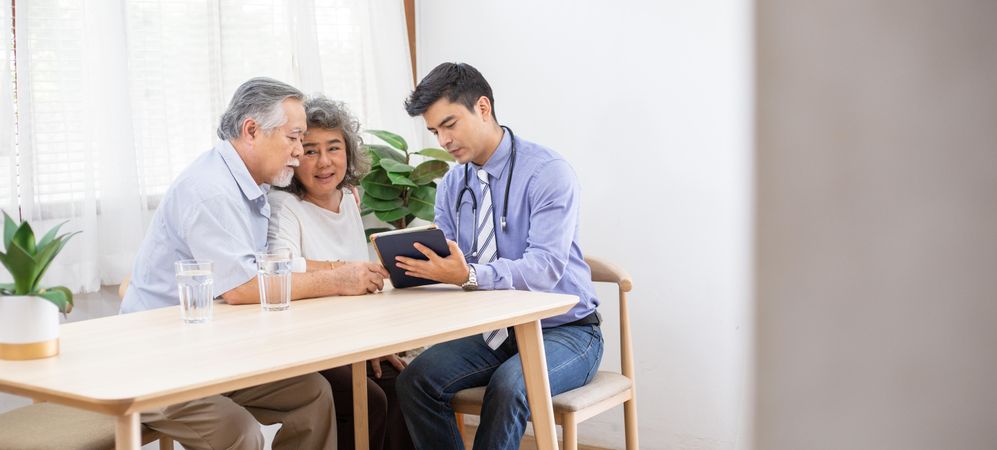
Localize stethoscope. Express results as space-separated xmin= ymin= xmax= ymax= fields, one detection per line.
xmin=455 ymin=125 xmax=517 ymax=259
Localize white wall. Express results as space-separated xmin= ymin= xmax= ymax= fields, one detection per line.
xmin=754 ymin=1 xmax=997 ymax=449
xmin=417 ymin=2 xmax=752 ymax=449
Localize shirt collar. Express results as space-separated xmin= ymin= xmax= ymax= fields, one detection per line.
xmin=217 ymin=140 xmax=268 ymax=202
xmin=472 ymin=128 xmax=513 ymax=180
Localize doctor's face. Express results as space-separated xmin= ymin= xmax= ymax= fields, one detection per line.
xmin=423 ymin=97 xmax=494 ymax=166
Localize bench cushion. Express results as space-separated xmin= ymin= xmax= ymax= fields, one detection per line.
xmin=0 ymin=402 xmax=116 ymax=450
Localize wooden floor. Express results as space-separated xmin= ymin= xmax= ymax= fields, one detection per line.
xmin=462 ymin=425 xmax=609 ymax=450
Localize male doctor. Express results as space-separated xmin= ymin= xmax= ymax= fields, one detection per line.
xmin=394 ymin=62 xmax=604 ymax=450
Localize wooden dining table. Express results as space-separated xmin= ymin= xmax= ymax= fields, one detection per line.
xmin=0 ymin=283 xmax=575 ymax=450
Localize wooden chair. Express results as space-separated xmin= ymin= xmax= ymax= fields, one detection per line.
xmin=452 ymin=255 xmax=639 ymax=449
xmin=0 ymin=401 xmax=174 ymax=450
xmin=118 ymin=275 xmax=131 ymax=300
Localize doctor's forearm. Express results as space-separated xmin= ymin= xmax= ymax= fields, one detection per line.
xmin=475 ymin=251 xmax=565 ymax=291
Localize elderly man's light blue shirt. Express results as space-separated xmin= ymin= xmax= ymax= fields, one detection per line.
xmin=121 ymin=140 xmax=269 ymax=313
xmin=434 ymin=129 xmax=599 ymax=327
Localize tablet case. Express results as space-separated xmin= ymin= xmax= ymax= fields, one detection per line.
xmin=370 ymin=224 xmax=452 ymax=288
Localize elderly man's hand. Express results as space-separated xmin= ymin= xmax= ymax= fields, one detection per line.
xmin=331 ymin=262 xmax=389 ymax=295
xmin=395 ymin=240 xmax=470 ymax=286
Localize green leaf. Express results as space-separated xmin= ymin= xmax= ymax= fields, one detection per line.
xmin=410 ymin=160 xmax=450 ymax=185
xmin=0 ymin=213 xmax=79 ymax=313
xmin=3 ymin=211 xmax=17 ymax=250
xmin=360 ymin=207 xmax=374 ymax=216
xmin=2 ymin=241 xmax=37 ymax=294
xmin=366 ymin=130 xmax=408 ymax=152
xmin=37 ymin=220 xmax=68 ymax=249
xmin=365 ymin=144 xmax=405 ymax=163
xmin=379 ymin=159 xmax=415 ymax=174
xmin=360 ymin=170 xmax=403 ymax=200
xmin=37 ymin=286 xmax=73 ymax=315
xmin=387 ymin=172 xmax=418 ymax=188
xmin=11 ymin=221 xmax=36 ymax=255
xmin=409 ymin=186 xmax=437 ymax=221
xmin=362 ymin=193 xmax=404 ymax=212
xmin=375 ymin=207 xmax=409 ymax=223
xmin=415 ymin=148 xmax=455 ymax=162
xmin=29 ymin=231 xmax=79 ymax=293
xmin=30 ymin=241 xmax=62 ymax=291
xmin=364 ymin=227 xmax=392 ymax=240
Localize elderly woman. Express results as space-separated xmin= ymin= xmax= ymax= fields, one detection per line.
xmin=268 ymin=96 xmax=414 ymax=450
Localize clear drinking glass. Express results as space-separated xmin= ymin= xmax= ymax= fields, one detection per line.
xmin=257 ymin=248 xmax=292 ymax=311
xmin=175 ymin=259 xmax=213 ymax=323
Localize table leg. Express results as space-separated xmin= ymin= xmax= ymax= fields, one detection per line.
xmin=115 ymin=413 xmax=141 ymax=450
xmin=353 ymin=361 xmax=370 ymax=450
xmin=514 ymin=320 xmax=559 ymax=450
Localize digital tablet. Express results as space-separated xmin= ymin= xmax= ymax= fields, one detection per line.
xmin=369 ymin=224 xmax=452 ymax=288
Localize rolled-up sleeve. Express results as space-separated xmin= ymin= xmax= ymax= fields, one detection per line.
xmin=181 ymin=194 xmax=259 ymax=297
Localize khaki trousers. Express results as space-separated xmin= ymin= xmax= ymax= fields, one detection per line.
xmin=142 ymin=373 xmax=336 ymax=450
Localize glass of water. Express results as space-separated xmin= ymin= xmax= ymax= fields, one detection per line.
xmin=257 ymin=248 xmax=292 ymax=311
xmin=175 ymin=259 xmax=213 ymax=323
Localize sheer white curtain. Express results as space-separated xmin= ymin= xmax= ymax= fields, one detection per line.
xmin=5 ymin=0 xmax=416 ymax=292
xmin=0 ymin=5 xmax=14 ymax=217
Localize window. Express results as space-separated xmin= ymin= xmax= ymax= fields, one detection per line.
xmin=0 ymin=0 xmax=414 ymax=291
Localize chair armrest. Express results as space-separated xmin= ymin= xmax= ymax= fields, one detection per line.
xmin=584 ymin=256 xmax=633 ymax=292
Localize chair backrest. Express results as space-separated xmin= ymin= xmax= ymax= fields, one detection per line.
xmin=118 ymin=275 xmax=130 ymax=300
xmin=584 ymin=256 xmax=635 ymax=379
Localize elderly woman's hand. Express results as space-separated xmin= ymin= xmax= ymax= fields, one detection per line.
xmin=331 ymin=262 xmax=389 ymax=294
xmin=369 ymin=354 xmax=408 ymax=378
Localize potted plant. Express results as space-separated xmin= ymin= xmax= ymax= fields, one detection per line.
xmin=0 ymin=211 xmax=79 ymax=360
xmin=360 ymin=129 xmax=453 ymax=235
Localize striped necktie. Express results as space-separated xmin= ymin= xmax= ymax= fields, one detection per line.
xmin=477 ymin=168 xmax=508 ymax=349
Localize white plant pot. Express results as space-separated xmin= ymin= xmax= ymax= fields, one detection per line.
xmin=0 ymin=295 xmax=60 ymax=360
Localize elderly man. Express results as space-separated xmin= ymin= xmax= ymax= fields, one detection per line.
xmin=122 ymin=78 xmax=386 ymax=450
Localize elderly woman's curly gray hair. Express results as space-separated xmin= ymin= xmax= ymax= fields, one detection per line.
xmin=280 ymin=96 xmax=371 ymax=197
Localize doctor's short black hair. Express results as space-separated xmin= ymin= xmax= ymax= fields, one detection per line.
xmin=404 ymin=62 xmax=496 ymax=120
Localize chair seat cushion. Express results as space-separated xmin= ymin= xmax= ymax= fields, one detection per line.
xmin=0 ymin=402 xmax=115 ymax=450
xmin=551 ymin=371 xmax=633 ymax=411
xmin=453 ymin=371 xmax=633 ymax=413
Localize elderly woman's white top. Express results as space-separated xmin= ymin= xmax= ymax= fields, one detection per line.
xmin=267 ymin=189 xmax=369 ymax=263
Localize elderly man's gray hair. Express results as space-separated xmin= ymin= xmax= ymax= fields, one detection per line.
xmin=216 ymin=77 xmax=305 ymax=141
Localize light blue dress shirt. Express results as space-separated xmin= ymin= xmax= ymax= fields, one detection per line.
xmin=121 ymin=140 xmax=269 ymax=313
xmin=434 ymin=129 xmax=599 ymax=327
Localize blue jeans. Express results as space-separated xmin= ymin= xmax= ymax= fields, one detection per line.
xmin=396 ymin=324 xmax=604 ymax=450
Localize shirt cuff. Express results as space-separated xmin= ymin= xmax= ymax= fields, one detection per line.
xmin=291 ymin=256 xmax=307 ymax=273
xmin=214 ymin=257 xmax=259 ymax=298
xmin=470 ymin=263 xmax=496 ymax=290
